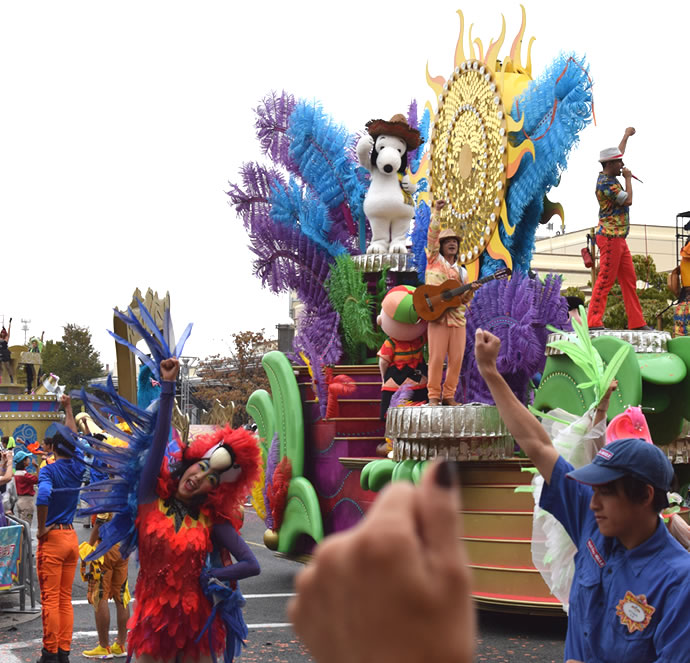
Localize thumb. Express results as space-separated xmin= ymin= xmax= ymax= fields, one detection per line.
xmin=414 ymin=461 xmax=462 ymax=570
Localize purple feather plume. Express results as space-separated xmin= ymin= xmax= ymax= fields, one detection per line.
xmin=389 ymin=384 xmax=414 ymax=410
xmin=292 ymin=305 xmax=342 ymax=366
xmin=458 ymin=271 xmax=568 ymax=404
xmin=262 ymin=433 xmax=280 ymax=530
xmin=254 ymin=91 xmax=297 ymax=172
xmin=227 ymin=161 xmax=286 ymax=232
xmin=406 ymin=100 xmax=420 ymax=166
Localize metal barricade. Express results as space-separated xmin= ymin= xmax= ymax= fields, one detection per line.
xmin=2 ymin=513 xmax=38 ymax=612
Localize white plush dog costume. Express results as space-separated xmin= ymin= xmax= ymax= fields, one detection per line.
xmin=357 ymin=114 xmax=422 ymax=254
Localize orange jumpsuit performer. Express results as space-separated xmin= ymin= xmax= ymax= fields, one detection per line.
xmin=425 ymin=199 xmax=475 ymax=406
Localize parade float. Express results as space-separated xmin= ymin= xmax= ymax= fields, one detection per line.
xmin=0 ymin=338 xmax=63 ymax=448
xmin=229 ymin=7 xmax=689 ymax=614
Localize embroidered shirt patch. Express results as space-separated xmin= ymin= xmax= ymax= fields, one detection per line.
xmin=616 ymin=592 xmax=655 ymax=633
xmin=597 ymin=448 xmax=613 ymax=460
xmin=586 ymin=539 xmax=606 ymax=568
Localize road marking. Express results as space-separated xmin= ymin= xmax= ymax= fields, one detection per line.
xmin=69 ymin=592 xmax=294 ymax=606
xmin=0 ymin=624 xmax=294 ymax=653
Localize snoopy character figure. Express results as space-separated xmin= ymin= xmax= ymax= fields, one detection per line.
xmin=357 ymin=114 xmax=422 ymax=254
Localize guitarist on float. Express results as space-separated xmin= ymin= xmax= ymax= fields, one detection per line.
xmin=424 ymin=199 xmax=478 ymax=406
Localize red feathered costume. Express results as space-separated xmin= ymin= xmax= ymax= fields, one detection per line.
xmin=128 ymin=418 xmax=261 ymax=661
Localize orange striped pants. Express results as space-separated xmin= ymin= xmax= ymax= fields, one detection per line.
xmin=37 ymin=528 xmax=79 ymax=653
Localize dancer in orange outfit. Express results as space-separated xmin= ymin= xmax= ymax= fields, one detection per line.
xmin=35 ymin=396 xmax=84 ymax=663
xmin=425 ymin=199 xmax=477 ymax=406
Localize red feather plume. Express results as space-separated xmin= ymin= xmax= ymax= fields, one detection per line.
xmin=325 ymin=374 xmax=356 ymax=419
xmin=266 ymin=456 xmax=292 ymax=531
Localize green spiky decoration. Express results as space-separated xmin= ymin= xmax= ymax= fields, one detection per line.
xmin=325 ymin=254 xmax=378 ymax=362
xmin=546 ymin=306 xmax=631 ymax=408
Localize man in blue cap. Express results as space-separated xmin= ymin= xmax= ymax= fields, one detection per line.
xmin=475 ymin=328 xmax=690 ymax=663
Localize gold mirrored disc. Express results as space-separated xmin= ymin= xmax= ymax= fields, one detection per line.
xmin=430 ymin=60 xmax=508 ymax=265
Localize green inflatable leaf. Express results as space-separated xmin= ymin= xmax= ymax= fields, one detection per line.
xmin=261 ymin=351 xmax=305 ymax=476
xmin=277 ymin=477 xmax=324 ymax=554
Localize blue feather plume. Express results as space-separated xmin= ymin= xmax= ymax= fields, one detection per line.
xmin=409 ymin=201 xmax=431 ymax=278
xmin=269 ymin=177 xmax=347 ymax=257
xmin=287 ymin=100 xmax=366 ymax=246
xmin=502 ymin=53 xmax=593 ymax=272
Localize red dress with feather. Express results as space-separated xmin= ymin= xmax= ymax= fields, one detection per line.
xmin=128 ymin=497 xmax=225 ymax=660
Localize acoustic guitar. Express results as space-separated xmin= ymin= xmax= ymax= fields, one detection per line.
xmin=413 ymin=268 xmax=512 ymax=321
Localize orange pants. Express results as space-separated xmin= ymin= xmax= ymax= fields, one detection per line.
xmin=37 ymin=528 xmax=79 ymax=653
xmin=427 ymin=322 xmax=466 ymax=400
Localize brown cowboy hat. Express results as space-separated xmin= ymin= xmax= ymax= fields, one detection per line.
xmin=366 ymin=114 xmax=422 ymax=151
xmin=439 ymin=228 xmax=460 ymax=243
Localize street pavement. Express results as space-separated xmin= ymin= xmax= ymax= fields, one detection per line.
xmin=1 ymin=506 xmax=567 ymax=662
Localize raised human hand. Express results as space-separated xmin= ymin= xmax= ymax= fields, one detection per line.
xmin=624 ymin=127 xmax=636 ymax=137
xmin=474 ymin=328 xmax=501 ymax=375
xmin=603 ymin=380 xmax=618 ymax=401
xmin=160 ymin=357 xmax=180 ymax=382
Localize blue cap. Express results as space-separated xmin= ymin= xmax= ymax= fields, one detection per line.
xmin=566 ymin=438 xmax=673 ymax=500
xmin=13 ymin=449 xmax=33 ymax=466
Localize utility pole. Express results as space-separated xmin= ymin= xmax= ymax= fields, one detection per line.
xmin=21 ymin=318 xmax=31 ymax=344
xmin=179 ymin=356 xmax=198 ymax=420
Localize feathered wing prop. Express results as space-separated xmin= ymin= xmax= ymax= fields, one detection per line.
xmin=484 ymin=54 xmax=593 ymax=275
xmin=460 ymin=272 xmax=568 ymax=404
xmin=60 ymin=301 xmax=191 ymax=560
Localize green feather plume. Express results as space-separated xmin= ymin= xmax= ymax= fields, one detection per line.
xmin=325 ymin=254 xmax=377 ymax=362
xmin=546 ymin=305 xmax=631 ymax=408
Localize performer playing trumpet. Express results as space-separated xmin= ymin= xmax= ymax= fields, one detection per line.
xmin=587 ymin=127 xmax=651 ymax=331
xmin=424 ymin=200 xmax=477 ymax=406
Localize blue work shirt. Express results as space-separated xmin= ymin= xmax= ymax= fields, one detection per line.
xmin=540 ymin=456 xmax=690 ymax=663
xmin=36 ymin=456 xmax=84 ymax=526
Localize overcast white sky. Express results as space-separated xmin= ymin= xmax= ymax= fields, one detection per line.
xmin=1 ymin=1 xmax=687 ymax=370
